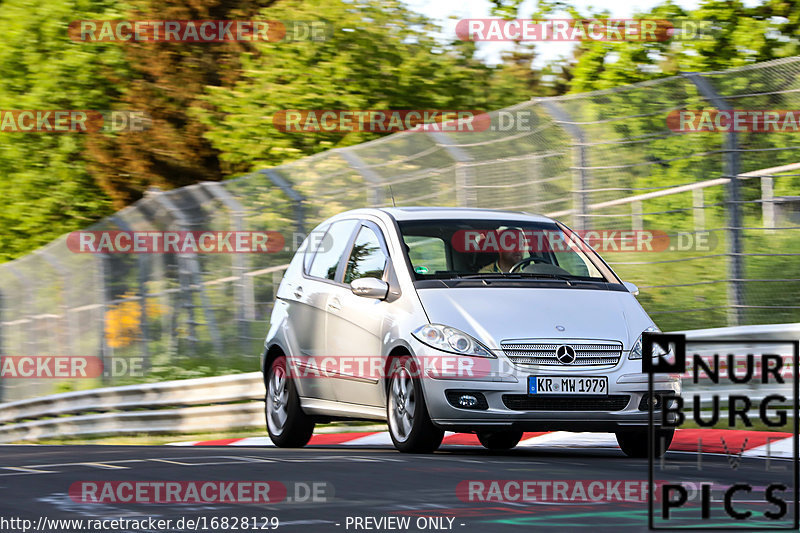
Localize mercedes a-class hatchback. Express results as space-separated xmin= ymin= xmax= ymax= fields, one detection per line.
xmin=261 ymin=208 xmax=680 ymax=457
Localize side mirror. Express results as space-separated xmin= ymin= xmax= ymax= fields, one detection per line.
xmin=623 ymin=281 xmax=639 ymax=296
xmin=350 ymin=277 xmax=389 ymax=300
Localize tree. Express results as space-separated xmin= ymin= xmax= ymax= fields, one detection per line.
xmin=195 ymin=0 xmax=549 ymax=174
xmin=84 ymin=0 xmax=275 ymax=209
xmin=0 ymin=0 xmax=126 ymax=261
xmin=560 ymin=0 xmax=800 ymax=92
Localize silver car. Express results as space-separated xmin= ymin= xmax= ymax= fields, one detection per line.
xmin=261 ymin=207 xmax=680 ymax=457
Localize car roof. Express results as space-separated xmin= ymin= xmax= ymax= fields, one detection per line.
xmin=331 ymin=207 xmax=555 ymax=224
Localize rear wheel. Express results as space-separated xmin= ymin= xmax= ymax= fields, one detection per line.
xmin=477 ymin=430 xmax=523 ymax=451
xmin=616 ymin=428 xmax=674 ymax=458
xmin=387 ymin=356 xmax=444 ymax=453
xmin=266 ymin=355 xmax=314 ymax=447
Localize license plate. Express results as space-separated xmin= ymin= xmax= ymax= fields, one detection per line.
xmin=528 ymin=376 xmax=608 ymax=395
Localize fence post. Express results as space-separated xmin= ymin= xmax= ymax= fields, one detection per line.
xmin=108 ymin=216 xmax=151 ymax=374
xmin=37 ymin=250 xmax=77 ymax=357
xmin=6 ymin=266 xmax=36 ymax=358
xmin=761 ymin=176 xmax=775 ymax=229
xmin=202 ymin=182 xmax=251 ymax=355
xmin=539 ymin=100 xmax=589 ymax=231
xmin=693 ymin=188 xmax=705 ymax=231
xmin=427 ymin=131 xmax=474 ymax=207
xmin=261 ymin=169 xmax=306 ymax=235
xmin=631 ymin=201 xmax=643 ymax=232
xmin=3 ymin=268 xmax=29 ymax=399
xmin=338 ymin=148 xmax=384 ymax=206
xmin=683 ymin=72 xmax=744 ymax=326
xmin=95 ymin=253 xmax=112 ymax=384
xmin=155 ymin=192 xmax=223 ymax=357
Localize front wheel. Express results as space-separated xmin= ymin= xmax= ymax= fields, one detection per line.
xmin=266 ymin=355 xmax=314 ymax=447
xmin=387 ymin=356 xmax=444 ymax=453
xmin=616 ymin=428 xmax=674 ymax=458
xmin=478 ymin=430 xmax=523 ymax=451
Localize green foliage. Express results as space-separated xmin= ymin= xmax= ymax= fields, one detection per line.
xmin=84 ymin=0 xmax=274 ymax=209
xmin=560 ymin=0 xmax=800 ymax=92
xmin=195 ymin=0 xmax=547 ymax=173
xmin=0 ymin=0 xmax=128 ymax=261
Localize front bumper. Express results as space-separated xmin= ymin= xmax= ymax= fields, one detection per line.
xmin=410 ymin=339 xmax=681 ymax=432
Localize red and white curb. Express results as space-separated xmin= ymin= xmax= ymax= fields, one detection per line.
xmin=170 ymin=429 xmax=794 ymax=459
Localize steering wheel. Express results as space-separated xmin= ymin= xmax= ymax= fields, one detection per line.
xmin=509 ymin=256 xmax=547 ymax=273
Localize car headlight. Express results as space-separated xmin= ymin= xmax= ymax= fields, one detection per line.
xmin=629 ymin=325 xmax=669 ymax=359
xmin=412 ymin=324 xmax=495 ymax=357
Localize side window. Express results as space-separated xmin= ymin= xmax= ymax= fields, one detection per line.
xmin=553 ymin=251 xmax=594 ymax=277
xmin=308 ymin=219 xmax=358 ymax=281
xmin=301 ymin=223 xmax=329 ymax=274
xmin=343 ymin=226 xmax=388 ymax=284
xmin=404 ymin=235 xmax=447 ymax=274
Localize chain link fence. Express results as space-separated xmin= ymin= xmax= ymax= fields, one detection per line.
xmin=1 ymin=56 xmax=799 ymax=402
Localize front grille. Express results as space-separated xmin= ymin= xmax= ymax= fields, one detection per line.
xmin=501 ymin=341 xmax=623 ymax=366
xmin=502 ymin=394 xmax=630 ymax=411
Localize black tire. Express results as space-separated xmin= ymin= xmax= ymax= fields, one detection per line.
xmin=265 ymin=355 xmax=314 ymax=448
xmin=477 ymin=430 xmax=523 ymax=451
xmin=616 ymin=428 xmax=674 ymax=458
xmin=387 ymin=356 xmax=444 ymax=453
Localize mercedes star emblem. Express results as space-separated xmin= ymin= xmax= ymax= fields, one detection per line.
xmin=556 ymin=344 xmax=576 ymax=364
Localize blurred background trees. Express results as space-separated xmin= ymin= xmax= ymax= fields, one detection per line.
xmin=1 ymin=0 xmax=799 ymax=261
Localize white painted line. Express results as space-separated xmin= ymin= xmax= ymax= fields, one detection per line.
xmin=341 ymin=431 xmax=394 ymax=446
xmin=229 ymin=437 xmax=271 ymax=446
xmin=2 ymin=466 xmax=55 ymax=474
xmin=743 ymin=436 xmax=794 ymax=459
xmin=78 ymin=462 xmax=129 ymax=470
xmin=148 ymin=458 xmax=248 ymax=466
xmin=517 ymin=431 xmax=619 ymax=448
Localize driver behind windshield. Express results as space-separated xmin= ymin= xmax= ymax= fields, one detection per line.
xmin=478 ymin=227 xmax=525 ymax=273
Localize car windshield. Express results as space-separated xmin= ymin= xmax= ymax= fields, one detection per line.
xmin=397 ymin=218 xmax=615 ymax=282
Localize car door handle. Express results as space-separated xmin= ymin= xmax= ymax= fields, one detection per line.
xmin=327 ymin=298 xmax=342 ymax=312
xmin=293 ymin=286 xmax=303 ymax=299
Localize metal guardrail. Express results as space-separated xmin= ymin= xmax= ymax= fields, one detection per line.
xmin=0 ymin=323 xmax=797 ymax=443
xmin=0 ymin=372 xmax=264 ymax=443
xmin=0 ymin=402 xmax=265 ymax=443
xmin=680 ymin=322 xmax=800 ymax=342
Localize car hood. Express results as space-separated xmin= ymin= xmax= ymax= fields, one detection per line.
xmin=415 ymin=287 xmax=653 ymax=351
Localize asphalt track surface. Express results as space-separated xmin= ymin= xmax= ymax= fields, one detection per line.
xmin=0 ymin=443 xmax=795 ymax=533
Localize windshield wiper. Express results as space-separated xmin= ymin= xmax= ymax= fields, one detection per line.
xmin=461 ymin=272 xmax=578 ymax=284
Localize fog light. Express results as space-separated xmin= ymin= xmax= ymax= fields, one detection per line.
xmin=445 ymin=390 xmax=488 ymax=410
xmin=458 ymin=394 xmax=478 ymax=407
xmin=639 ymin=392 xmax=677 ymax=411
